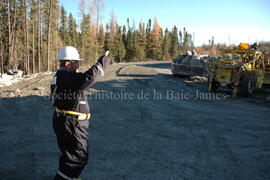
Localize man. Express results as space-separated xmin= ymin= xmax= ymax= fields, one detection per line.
xmin=51 ymin=46 xmax=110 ymax=180
xmin=250 ymin=42 xmax=258 ymax=50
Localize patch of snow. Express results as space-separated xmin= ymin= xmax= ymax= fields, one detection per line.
xmin=0 ymin=74 xmax=17 ymax=87
xmin=0 ymin=71 xmax=54 ymax=87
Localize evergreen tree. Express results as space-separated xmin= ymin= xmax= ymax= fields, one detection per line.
xmin=180 ymin=27 xmax=194 ymax=52
xmin=137 ymin=22 xmax=146 ymax=60
xmin=179 ymin=30 xmax=183 ymax=45
xmin=108 ymin=11 xmax=117 ymax=62
xmin=126 ymin=29 xmax=144 ymax=62
xmin=97 ymin=24 xmax=105 ymax=57
xmin=133 ymin=30 xmax=145 ymax=61
xmin=122 ymin=25 xmax=127 ymax=48
xmin=59 ymin=5 xmax=68 ymax=45
xmin=183 ymin=31 xmax=189 ymax=50
xmin=169 ymin=26 xmax=179 ymax=58
xmin=67 ymin=13 xmax=77 ymax=47
xmin=145 ymin=18 xmax=152 ymax=58
xmin=104 ymin=23 xmax=113 ymax=59
xmin=80 ymin=14 xmax=92 ymax=62
xmin=146 ymin=17 xmax=163 ymax=60
xmin=125 ymin=29 xmax=133 ymax=61
xmin=51 ymin=0 xmax=60 ymax=70
xmin=114 ymin=26 xmax=126 ymax=63
xmin=146 ymin=19 xmax=151 ymax=35
xmin=161 ymin=28 xmax=171 ymax=60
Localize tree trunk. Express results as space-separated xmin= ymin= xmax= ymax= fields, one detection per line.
xmin=53 ymin=6 xmax=58 ymax=71
xmin=10 ymin=0 xmax=17 ymax=70
xmin=0 ymin=40 xmax=3 ymax=77
xmin=7 ymin=0 xmax=12 ymax=68
xmin=47 ymin=0 xmax=52 ymax=72
xmin=32 ymin=18 xmax=35 ymax=74
xmin=32 ymin=1 xmax=36 ymax=74
xmin=38 ymin=0 xmax=41 ymax=72
xmin=0 ymin=13 xmax=2 ymax=77
xmin=95 ymin=8 xmax=99 ymax=60
xmin=25 ymin=0 xmax=30 ymax=74
xmin=14 ymin=36 xmax=18 ymax=71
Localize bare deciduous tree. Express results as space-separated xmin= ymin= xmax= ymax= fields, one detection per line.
xmin=0 ymin=35 xmax=3 ymax=77
xmin=7 ymin=0 xmax=12 ymax=68
xmin=79 ymin=0 xmax=85 ymax=17
xmin=31 ymin=0 xmax=37 ymax=73
xmin=89 ymin=0 xmax=105 ymax=59
xmin=24 ymin=0 xmax=30 ymax=74
xmin=47 ymin=0 xmax=52 ymax=71
xmin=37 ymin=0 xmax=41 ymax=72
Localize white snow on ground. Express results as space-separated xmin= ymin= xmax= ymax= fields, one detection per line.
xmin=0 ymin=72 xmax=54 ymax=87
xmin=0 ymin=74 xmax=20 ymax=87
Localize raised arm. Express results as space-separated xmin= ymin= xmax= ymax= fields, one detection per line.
xmin=79 ymin=51 xmax=110 ymax=90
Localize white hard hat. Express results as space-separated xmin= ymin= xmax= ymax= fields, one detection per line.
xmin=187 ymin=51 xmax=192 ymax=56
xmin=57 ymin=46 xmax=83 ymax=61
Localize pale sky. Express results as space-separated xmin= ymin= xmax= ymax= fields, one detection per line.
xmin=59 ymin=0 xmax=270 ymax=46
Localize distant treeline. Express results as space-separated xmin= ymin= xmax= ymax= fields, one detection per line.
xmin=2 ymin=1 xmax=268 ymax=75
xmin=195 ymin=41 xmax=270 ymax=57
xmin=0 ymin=0 xmax=196 ymax=75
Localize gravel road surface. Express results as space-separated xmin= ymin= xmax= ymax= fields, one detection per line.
xmin=0 ymin=61 xmax=269 ymax=180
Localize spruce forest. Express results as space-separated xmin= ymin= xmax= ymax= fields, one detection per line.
xmin=0 ymin=0 xmax=195 ymax=75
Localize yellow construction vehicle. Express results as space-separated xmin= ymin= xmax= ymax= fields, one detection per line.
xmin=206 ymin=43 xmax=270 ymax=97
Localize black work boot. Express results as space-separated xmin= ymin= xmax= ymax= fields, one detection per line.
xmin=53 ymin=174 xmax=66 ymax=180
xmin=53 ymin=173 xmax=82 ymax=180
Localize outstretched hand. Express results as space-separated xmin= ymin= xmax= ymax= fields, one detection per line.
xmin=105 ymin=51 xmax=109 ymax=56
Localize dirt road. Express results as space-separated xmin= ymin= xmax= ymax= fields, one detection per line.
xmin=0 ymin=61 xmax=269 ymax=180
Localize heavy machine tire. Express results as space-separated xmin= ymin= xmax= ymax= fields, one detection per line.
xmin=208 ymin=77 xmax=220 ymax=92
xmin=241 ymin=74 xmax=256 ymax=95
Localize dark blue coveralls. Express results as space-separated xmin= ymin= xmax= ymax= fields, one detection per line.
xmin=51 ymin=55 xmax=110 ymax=180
